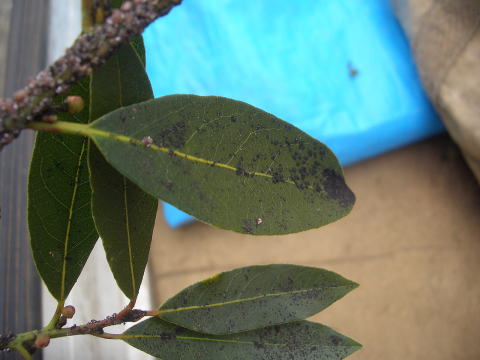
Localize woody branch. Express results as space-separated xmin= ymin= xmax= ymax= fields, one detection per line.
xmin=0 ymin=0 xmax=181 ymax=151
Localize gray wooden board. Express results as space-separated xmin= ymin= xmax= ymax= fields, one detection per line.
xmin=0 ymin=0 xmax=50 ymax=359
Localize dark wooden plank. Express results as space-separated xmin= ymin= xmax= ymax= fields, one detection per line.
xmin=1 ymin=1 xmax=50 ymax=359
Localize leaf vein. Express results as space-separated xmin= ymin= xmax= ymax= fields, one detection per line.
xmin=160 ymin=285 xmax=354 ymax=314
xmin=59 ymin=139 xmax=88 ymax=301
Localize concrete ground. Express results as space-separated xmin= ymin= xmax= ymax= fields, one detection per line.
xmin=150 ymin=135 xmax=480 ymax=360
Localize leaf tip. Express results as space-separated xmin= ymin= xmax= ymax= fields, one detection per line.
xmin=322 ymin=168 xmax=356 ymax=209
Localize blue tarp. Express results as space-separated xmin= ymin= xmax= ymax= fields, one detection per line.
xmin=143 ymin=0 xmax=444 ymax=227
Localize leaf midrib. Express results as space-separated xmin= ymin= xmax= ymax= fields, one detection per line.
xmin=60 ymin=138 xmax=87 ymax=301
xmin=115 ymin=51 xmax=137 ymax=299
xmin=159 ymin=285 xmax=355 ymax=315
xmin=123 ymin=334 xmax=359 ymax=349
xmin=123 ymin=176 xmax=137 ymax=298
xmin=38 ymin=121 xmax=318 ymax=189
xmin=119 ymin=334 xmax=361 ymax=349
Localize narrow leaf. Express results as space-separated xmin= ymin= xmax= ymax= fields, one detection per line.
xmin=129 ymin=35 xmax=146 ymax=67
xmin=123 ymin=318 xmax=361 ymax=360
xmin=110 ymin=0 xmax=125 ymax=8
xmin=158 ymin=265 xmax=358 ymax=335
xmin=28 ymin=79 xmax=98 ymax=301
xmin=89 ymin=95 xmax=356 ymax=235
xmin=89 ymin=38 xmax=157 ymax=299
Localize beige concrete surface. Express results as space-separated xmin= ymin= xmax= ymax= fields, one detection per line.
xmin=149 ymin=135 xmax=480 ymax=360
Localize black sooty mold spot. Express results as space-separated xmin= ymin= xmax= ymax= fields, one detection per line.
xmin=154 ymin=121 xmax=186 ymax=149
xmin=322 ymin=169 xmax=355 ymax=207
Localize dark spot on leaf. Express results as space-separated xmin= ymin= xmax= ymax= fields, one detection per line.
xmin=236 ymin=167 xmax=253 ymax=177
xmin=236 ymin=167 xmax=246 ymax=176
xmin=242 ymin=225 xmax=253 ymax=233
xmin=254 ymin=341 xmax=265 ymax=349
xmin=230 ymin=115 xmax=237 ymax=122
xmin=279 ymin=277 xmax=294 ymax=291
xmin=322 ymin=169 xmax=355 ymax=207
xmin=161 ymin=181 xmax=174 ymax=191
xmin=154 ymin=121 xmax=186 ymax=149
xmin=272 ymin=171 xmax=284 ymax=184
xmin=174 ymin=327 xmax=186 ymax=335
xmin=159 ymin=332 xmax=176 ymax=340
xmin=242 ymin=219 xmax=253 ymax=233
xmin=330 ymin=335 xmax=342 ymax=345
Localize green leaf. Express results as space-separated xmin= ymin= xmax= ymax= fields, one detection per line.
xmin=110 ymin=0 xmax=125 ymax=8
xmin=129 ymin=35 xmax=146 ymax=67
xmin=89 ymin=95 xmax=355 ymax=235
xmin=28 ymin=78 xmax=98 ymax=301
xmin=123 ymin=318 xmax=361 ymax=360
xmin=89 ymin=38 xmax=157 ymax=299
xmin=158 ymin=265 xmax=358 ymax=335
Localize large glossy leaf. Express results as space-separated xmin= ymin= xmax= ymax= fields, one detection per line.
xmin=28 ymin=78 xmax=98 ymax=301
xmin=123 ymin=318 xmax=361 ymax=360
xmin=158 ymin=265 xmax=358 ymax=335
xmin=89 ymin=38 xmax=157 ymax=299
xmin=88 ymin=95 xmax=355 ymax=235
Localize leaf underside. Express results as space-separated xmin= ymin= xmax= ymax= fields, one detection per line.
xmin=89 ymin=36 xmax=157 ymax=300
xmin=90 ymin=95 xmax=356 ymax=235
xmin=28 ymin=78 xmax=98 ymax=301
xmin=159 ymin=264 xmax=358 ymax=335
xmin=123 ymin=318 xmax=361 ymax=360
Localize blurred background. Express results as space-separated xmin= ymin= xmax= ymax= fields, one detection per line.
xmin=1 ymin=0 xmax=479 ymax=359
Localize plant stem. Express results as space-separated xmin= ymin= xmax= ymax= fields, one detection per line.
xmin=0 ymin=0 xmax=182 ymax=151
xmin=27 ymin=120 xmax=93 ymax=137
xmin=144 ymin=309 xmax=161 ymax=317
xmin=46 ymin=301 xmax=65 ymax=330
xmin=13 ymin=345 xmax=32 ymax=360
xmin=3 ymin=306 xmax=150 ymax=354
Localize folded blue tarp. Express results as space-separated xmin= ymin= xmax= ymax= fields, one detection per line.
xmin=143 ymin=0 xmax=444 ymax=227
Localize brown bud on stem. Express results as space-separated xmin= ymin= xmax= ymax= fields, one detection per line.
xmin=34 ymin=334 xmax=50 ymax=349
xmin=61 ymin=305 xmax=76 ymax=319
xmin=13 ymin=90 xmax=28 ymax=103
xmin=66 ymin=96 xmax=85 ymax=114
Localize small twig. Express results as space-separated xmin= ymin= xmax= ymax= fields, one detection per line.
xmin=12 ymin=345 xmax=32 ymax=360
xmin=1 ymin=306 xmax=151 ymax=353
xmin=0 ymin=0 xmax=182 ymax=151
xmin=58 ymin=308 xmax=147 ymax=337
